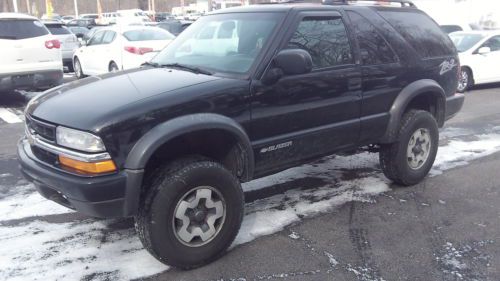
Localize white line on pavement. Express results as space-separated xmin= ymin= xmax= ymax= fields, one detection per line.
xmin=0 ymin=108 xmax=23 ymax=124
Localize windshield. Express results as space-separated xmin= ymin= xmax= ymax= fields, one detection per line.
xmin=449 ymin=33 xmax=485 ymax=52
xmin=152 ymin=12 xmax=284 ymax=75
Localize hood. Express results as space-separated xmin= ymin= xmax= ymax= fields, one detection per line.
xmin=27 ymin=67 xmax=221 ymax=131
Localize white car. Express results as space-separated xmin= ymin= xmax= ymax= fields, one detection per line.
xmin=0 ymin=13 xmax=63 ymax=92
xmin=43 ymin=21 xmax=79 ymax=72
xmin=450 ymin=31 xmax=500 ymax=92
xmin=73 ymin=26 xmax=174 ymax=78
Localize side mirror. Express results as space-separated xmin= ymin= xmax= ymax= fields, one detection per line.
xmin=261 ymin=49 xmax=313 ymax=85
xmin=274 ymin=49 xmax=313 ymax=75
xmin=80 ymin=40 xmax=87 ymax=46
xmin=478 ymin=47 xmax=491 ymax=55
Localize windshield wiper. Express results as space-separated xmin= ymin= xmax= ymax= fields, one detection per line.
xmin=141 ymin=61 xmax=160 ymax=68
xmin=160 ymin=63 xmax=213 ymax=75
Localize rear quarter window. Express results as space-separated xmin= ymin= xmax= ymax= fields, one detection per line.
xmin=0 ymin=19 xmax=49 ymax=40
xmin=378 ymin=10 xmax=456 ymax=58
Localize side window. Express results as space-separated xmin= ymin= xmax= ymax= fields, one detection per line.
xmin=102 ymin=31 xmax=116 ymax=44
xmin=287 ymin=16 xmax=353 ymax=69
xmin=347 ymin=11 xmax=398 ymax=65
xmin=379 ymin=10 xmax=455 ymax=58
xmin=88 ymin=31 xmax=104 ymax=46
xmin=482 ymin=36 xmax=500 ymax=52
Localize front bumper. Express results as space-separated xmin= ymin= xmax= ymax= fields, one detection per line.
xmin=445 ymin=93 xmax=465 ymax=121
xmin=0 ymin=69 xmax=63 ymax=92
xmin=17 ymin=138 xmax=143 ymax=218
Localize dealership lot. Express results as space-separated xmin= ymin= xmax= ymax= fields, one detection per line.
xmin=0 ymin=83 xmax=499 ymax=280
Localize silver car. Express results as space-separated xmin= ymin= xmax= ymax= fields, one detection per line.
xmin=44 ymin=21 xmax=79 ymax=72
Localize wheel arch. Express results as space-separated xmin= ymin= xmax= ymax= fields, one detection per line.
xmin=124 ymin=113 xmax=255 ymax=182
xmin=380 ymin=79 xmax=446 ymax=143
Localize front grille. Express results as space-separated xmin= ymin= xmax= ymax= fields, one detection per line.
xmin=32 ymin=145 xmax=58 ymax=166
xmin=26 ymin=115 xmax=56 ymax=142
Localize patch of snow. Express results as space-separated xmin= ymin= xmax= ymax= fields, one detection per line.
xmin=430 ymin=133 xmax=500 ymax=175
xmin=288 ymin=231 xmax=300 ymax=240
xmin=324 ymin=251 xmax=339 ymax=267
xmin=0 ymin=173 xmax=11 ymax=178
xmin=0 ymin=219 xmax=167 ymax=281
xmin=439 ymin=200 xmax=446 ymax=205
xmin=0 ymin=108 xmax=22 ymax=123
xmin=0 ymin=184 xmax=72 ymax=221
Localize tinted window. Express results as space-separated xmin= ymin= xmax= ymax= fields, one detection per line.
xmin=102 ymin=31 xmax=116 ymax=44
xmin=347 ymin=11 xmax=397 ymax=65
xmin=46 ymin=25 xmax=71 ymax=35
xmin=88 ymin=31 xmax=105 ymax=45
xmin=123 ymin=29 xmax=174 ymax=41
xmin=481 ymin=36 xmax=500 ymax=52
xmin=379 ymin=10 xmax=455 ymax=58
xmin=0 ymin=19 xmax=49 ymax=40
xmin=449 ymin=33 xmax=485 ymax=52
xmin=287 ymin=17 xmax=353 ymax=69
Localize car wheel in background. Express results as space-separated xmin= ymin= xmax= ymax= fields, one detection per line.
xmin=457 ymin=67 xmax=472 ymax=93
xmin=74 ymin=57 xmax=85 ymax=79
xmin=109 ymin=62 xmax=119 ymax=73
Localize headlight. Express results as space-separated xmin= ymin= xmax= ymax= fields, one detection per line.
xmin=56 ymin=126 xmax=106 ymax=152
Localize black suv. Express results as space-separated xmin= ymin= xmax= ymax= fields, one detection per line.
xmin=18 ymin=1 xmax=464 ymax=269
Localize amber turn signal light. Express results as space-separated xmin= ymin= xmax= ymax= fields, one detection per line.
xmin=58 ymin=155 xmax=117 ymax=175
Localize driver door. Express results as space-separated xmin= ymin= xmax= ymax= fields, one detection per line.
xmin=474 ymin=36 xmax=500 ymax=83
xmin=78 ymin=30 xmax=105 ymax=75
xmin=251 ymin=11 xmax=362 ymax=175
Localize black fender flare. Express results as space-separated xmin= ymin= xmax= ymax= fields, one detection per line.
xmin=124 ymin=113 xmax=255 ymax=181
xmin=380 ymin=79 xmax=446 ymax=143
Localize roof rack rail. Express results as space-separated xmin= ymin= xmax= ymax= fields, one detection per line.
xmin=322 ymin=0 xmax=417 ymax=8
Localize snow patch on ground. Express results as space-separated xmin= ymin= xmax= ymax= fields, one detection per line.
xmin=0 ymin=219 xmax=167 ymax=281
xmin=431 ymin=133 xmax=500 ymax=175
xmin=0 ymin=184 xmax=72 ymax=221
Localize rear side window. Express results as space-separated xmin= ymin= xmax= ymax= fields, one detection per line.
xmin=123 ymin=29 xmax=174 ymax=41
xmin=46 ymin=25 xmax=71 ymax=35
xmin=0 ymin=19 xmax=49 ymax=40
xmin=287 ymin=17 xmax=353 ymax=69
xmin=379 ymin=10 xmax=455 ymax=58
xmin=347 ymin=11 xmax=398 ymax=65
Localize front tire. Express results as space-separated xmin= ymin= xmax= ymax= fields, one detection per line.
xmin=74 ymin=57 xmax=85 ymax=79
xmin=457 ymin=67 xmax=472 ymax=93
xmin=379 ymin=110 xmax=439 ymax=186
xmin=135 ymin=156 xmax=244 ymax=269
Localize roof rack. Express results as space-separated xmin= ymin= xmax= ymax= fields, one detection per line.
xmin=322 ymin=0 xmax=417 ymax=8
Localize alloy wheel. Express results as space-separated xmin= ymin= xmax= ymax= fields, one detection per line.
xmin=172 ymin=186 xmax=226 ymax=247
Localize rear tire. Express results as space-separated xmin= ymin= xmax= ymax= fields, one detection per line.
xmin=379 ymin=110 xmax=439 ymax=186
xmin=109 ymin=61 xmax=119 ymax=73
xmin=74 ymin=57 xmax=85 ymax=79
xmin=135 ymin=156 xmax=244 ymax=269
xmin=457 ymin=67 xmax=472 ymax=93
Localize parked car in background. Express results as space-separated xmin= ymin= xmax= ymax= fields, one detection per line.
xmin=66 ymin=18 xmax=95 ymax=29
xmin=73 ymin=26 xmax=174 ymax=77
xmin=156 ymin=12 xmax=174 ymax=22
xmin=450 ymin=30 xmax=500 ymax=92
xmin=157 ymin=20 xmax=192 ymax=36
xmin=61 ymin=15 xmax=75 ymax=24
xmin=80 ymin=14 xmax=99 ymax=21
xmin=102 ymin=12 xmax=119 ymax=24
xmin=68 ymin=26 xmax=89 ymax=40
xmin=440 ymin=23 xmax=481 ymax=34
xmin=41 ymin=13 xmax=62 ymax=22
xmin=0 ymin=13 xmax=62 ymax=92
xmin=44 ymin=21 xmax=79 ymax=72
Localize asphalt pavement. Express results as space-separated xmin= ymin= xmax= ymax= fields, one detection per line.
xmin=0 ymin=79 xmax=499 ymax=281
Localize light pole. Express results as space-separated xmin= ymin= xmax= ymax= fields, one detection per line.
xmin=25 ymin=0 xmax=31 ymax=14
xmin=12 ymin=0 xmax=18 ymax=12
xmin=73 ymin=0 xmax=78 ymax=17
